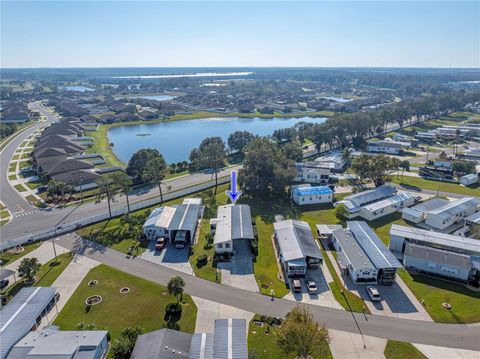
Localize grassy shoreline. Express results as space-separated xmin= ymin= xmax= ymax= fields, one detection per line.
xmin=86 ymin=110 xmax=334 ymax=167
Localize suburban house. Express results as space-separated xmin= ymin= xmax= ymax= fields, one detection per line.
xmin=314 ymin=150 xmax=347 ymax=172
xmin=290 ymin=184 xmax=333 ymax=206
xmin=0 ymin=101 xmax=31 ymax=123
xmin=131 ymin=318 xmax=248 ymax=359
xmin=0 ymin=287 xmax=59 ymax=359
xmin=294 ymin=162 xmax=331 ymax=184
xmin=8 ymin=326 xmax=108 ymax=359
xmin=358 ymin=192 xmax=416 ymax=221
xmin=336 ymin=184 xmax=398 ymax=218
xmin=460 ymin=173 xmax=478 ymax=186
xmin=319 ymin=221 xmax=402 ymax=285
xmin=142 ymin=198 xmax=202 ymax=247
xmin=402 ymin=197 xmax=480 ymax=233
xmin=389 ymin=224 xmax=480 ymax=283
xmin=367 ymin=139 xmax=410 ymax=154
xmin=415 ymin=131 xmax=437 ymax=142
xmin=209 ymin=204 xmax=254 ymax=254
xmin=273 ymin=219 xmax=323 ymax=278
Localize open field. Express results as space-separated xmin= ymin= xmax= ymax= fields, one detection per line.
xmin=248 ymin=314 xmax=333 ymax=359
xmin=384 ymin=340 xmax=427 ymax=359
xmin=53 ymin=264 xmax=197 ymax=339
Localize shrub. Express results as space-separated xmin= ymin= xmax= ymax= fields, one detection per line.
xmin=197 ymin=254 xmax=208 ymax=265
xmin=259 ymin=315 xmax=267 ymax=322
xmin=205 ymin=232 xmax=214 ymax=245
xmin=266 ymin=316 xmax=274 ymax=326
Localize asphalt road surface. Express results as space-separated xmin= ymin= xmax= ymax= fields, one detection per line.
xmin=57 ymin=235 xmax=480 ymax=352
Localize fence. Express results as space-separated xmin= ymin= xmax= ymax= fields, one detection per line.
xmin=0 ymin=177 xmax=230 ymax=251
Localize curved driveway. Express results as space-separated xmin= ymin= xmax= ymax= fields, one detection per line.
xmin=58 ymin=235 xmax=480 ymax=352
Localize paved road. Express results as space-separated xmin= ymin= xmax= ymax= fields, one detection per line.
xmin=0 ymin=102 xmax=57 ymax=213
xmin=56 ymin=235 xmax=480 ymax=351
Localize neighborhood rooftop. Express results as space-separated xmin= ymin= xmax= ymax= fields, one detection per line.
xmin=292 ymin=186 xmax=333 ymax=196
xmin=0 ymin=287 xmax=56 ymax=359
xmin=341 ymin=184 xmax=397 ymax=211
xmin=427 ymin=197 xmax=480 ymax=219
xmin=331 ymin=228 xmax=375 ymax=271
xmin=390 ymin=224 xmax=480 ymax=255
xmin=362 ymin=192 xmax=415 ymax=213
xmin=273 ymin=220 xmax=322 ymax=262
xmin=213 ymin=204 xmax=254 ymax=245
xmin=348 ymin=221 xmax=403 ymax=269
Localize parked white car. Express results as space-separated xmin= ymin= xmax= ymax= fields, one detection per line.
xmin=366 ymin=286 xmax=381 ymax=302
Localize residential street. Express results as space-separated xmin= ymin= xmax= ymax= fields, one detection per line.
xmin=55 ymin=235 xmax=480 ymax=352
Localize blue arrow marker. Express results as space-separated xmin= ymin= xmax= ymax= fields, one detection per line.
xmin=226 ymin=170 xmax=242 ymax=204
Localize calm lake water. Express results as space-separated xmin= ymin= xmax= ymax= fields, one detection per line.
xmin=65 ymin=85 xmax=95 ymax=92
xmin=127 ymin=94 xmax=176 ymax=101
xmin=108 ymin=116 xmax=326 ymax=163
xmin=321 ymin=96 xmax=352 ymax=103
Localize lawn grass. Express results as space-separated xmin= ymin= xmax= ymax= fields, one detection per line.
xmin=85 ymin=128 xmax=125 ymax=168
xmin=18 ymin=160 xmax=32 ymax=169
xmin=248 ymin=314 xmax=333 ymax=359
xmin=0 ymin=242 xmax=42 ymax=266
xmin=53 ymin=264 xmax=197 ymax=339
xmin=3 ymin=252 xmax=73 ymax=301
xmin=14 ymin=183 xmax=28 ymax=192
xmin=0 ymin=210 xmax=10 ymax=219
xmin=11 ymin=154 xmax=19 ymax=160
xmin=8 ymin=162 xmax=16 ymax=173
xmin=398 ymin=270 xmax=480 ymax=324
xmin=384 ymin=340 xmax=427 ymax=359
xmin=392 ymin=176 xmax=480 ymax=196
xmin=24 ymin=180 xmax=45 ymax=190
xmin=8 ymin=174 xmax=16 ymax=180
xmin=190 ymin=219 xmax=218 ymax=282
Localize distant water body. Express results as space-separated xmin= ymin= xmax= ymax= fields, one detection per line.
xmin=108 ymin=116 xmax=326 ymax=163
xmin=127 ymin=94 xmax=176 ymax=101
xmin=112 ymin=72 xmax=253 ymax=79
xmin=321 ymin=96 xmax=353 ymax=103
xmin=65 ymin=85 xmax=95 ymax=92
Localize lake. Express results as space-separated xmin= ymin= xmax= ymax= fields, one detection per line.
xmin=321 ymin=96 xmax=352 ymax=103
xmin=65 ymin=85 xmax=95 ymax=92
xmin=108 ymin=116 xmax=327 ymax=163
xmin=127 ymin=94 xmax=176 ymax=101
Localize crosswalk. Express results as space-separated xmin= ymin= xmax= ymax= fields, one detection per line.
xmin=13 ymin=210 xmax=39 ymax=218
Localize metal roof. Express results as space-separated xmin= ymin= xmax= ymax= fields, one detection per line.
xmin=316 ymin=224 xmax=343 ymax=235
xmin=274 ymin=220 xmax=323 ymax=262
xmin=0 ymin=268 xmax=15 ymax=281
xmin=213 ymin=205 xmax=254 ymax=244
xmin=332 ymin=229 xmax=376 ymax=272
xmin=168 ymin=203 xmax=201 ymax=233
xmin=465 ymin=211 xmax=480 ymax=224
xmin=428 ymin=197 xmax=480 ymax=220
xmin=405 ymin=243 xmax=473 ymax=270
xmin=9 ymin=327 xmax=108 ymax=359
xmin=348 ymin=221 xmax=403 ymax=269
xmin=213 ymin=319 xmax=247 ymax=359
xmin=390 ymin=224 xmax=480 ymax=256
xmin=362 ymin=192 xmax=414 ymax=213
xmin=131 ymin=328 xmax=192 ymax=359
xmin=0 ymin=287 xmax=56 ymax=359
xmin=292 ymin=186 xmax=333 ymax=196
xmin=342 ymin=184 xmax=397 ymax=210
xmin=409 ymin=198 xmax=449 ymax=213
xmin=189 ymin=333 xmax=214 ymax=359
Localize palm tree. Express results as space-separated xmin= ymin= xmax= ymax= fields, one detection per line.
xmin=167 ymin=276 xmax=185 ymax=307
xmin=143 ymin=155 xmax=168 ymax=205
xmin=341 ymin=148 xmax=352 ymax=173
xmin=110 ymin=172 xmax=133 ymax=213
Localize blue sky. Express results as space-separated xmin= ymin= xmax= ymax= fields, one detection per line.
xmin=1 ymin=1 xmax=478 ymax=68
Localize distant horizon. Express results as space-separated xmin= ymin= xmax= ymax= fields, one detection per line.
xmin=2 ymin=66 xmax=480 ymax=70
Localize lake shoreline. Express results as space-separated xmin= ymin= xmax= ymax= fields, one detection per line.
xmin=88 ymin=110 xmax=333 ymax=166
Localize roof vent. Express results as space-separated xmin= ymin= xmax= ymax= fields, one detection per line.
xmin=165 ymin=346 xmax=168 ymax=350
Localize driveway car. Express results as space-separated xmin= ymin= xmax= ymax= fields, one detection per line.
xmin=305 ymin=279 xmax=318 ymax=294
xmin=366 ymin=286 xmax=381 ymax=302
xmin=292 ymin=279 xmax=302 ymax=293
xmin=155 ymin=237 xmax=166 ymax=251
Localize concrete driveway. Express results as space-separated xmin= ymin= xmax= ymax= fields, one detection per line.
xmin=140 ymin=240 xmax=194 ymax=275
xmin=219 ymin=239 xmax=259 ymax=292
xmin=284 ymin=266 xmax=342 ymax=309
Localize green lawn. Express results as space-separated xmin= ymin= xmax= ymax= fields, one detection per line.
xmin=18 ymin=160 xmax=32 ymax=169
xmin=53 ymin=264 xmax=197 ymax=339
xmin=393 ymin=176 xmax=480 ymax=196
xmin=8 ymin=162 xmax=16 ymax=173
xmin=384 ymin=340 xmax=427 ymax=359
xmin=398 ymin=270 xmax=480 ymax=324
xmin=0 ymin=242 xmax=41 ymax=266
xmin=0 ymin=210 xmax=10 ymax=219
xmin=85 ymin=128 xmax=125 ymax=168
xmin=8 ymin=174 xmax=16 ymax=180
xmin=14 ymin=183 xmax=28 ymax=192
xmin=248 ymin=315 xmax=333 ymax=359
xmin=3 ymin=252 xmax=73 ymax=301
xmin=190 ymin=219 xmax=218 ymax=282
xmin=24 ymin=180 xmax=46 ymax=190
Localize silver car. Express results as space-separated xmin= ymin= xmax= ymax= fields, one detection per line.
xmin=366 ymin=286 xmax=381 ymax=302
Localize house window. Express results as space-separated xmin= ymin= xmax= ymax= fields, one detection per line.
xmin=225 ymin=243 xmax=230 ymax=248
xmin=218 ymin=243 xmax=223 ymax=249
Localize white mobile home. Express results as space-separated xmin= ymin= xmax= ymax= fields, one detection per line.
xmin=337 ymin=184 xmax=397 ymax=217
xmin=367 ymin=140 xmax=410 ymax=154
xmin=424 ymin=197 xmax=480 ymax=231
xmin=359 ymin=192 xmax=415 ymax=221
xmin=273 ymin=220 xmax=323 ymax=278
xmin=210 ymin=204 xmax=254 ymax=254
xmin=460 ymin=173 xmax=478 ymax=186
xmin=294 ymin=162 xmax=330 ymax=184
xmin=291 ymin=184 xmax=333 ymax=205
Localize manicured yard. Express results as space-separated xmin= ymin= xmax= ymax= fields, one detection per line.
xmin=14 ymin=183 xmax=28 ymax=192
xmin=53 ymin=264 xmax=197 ymax=339
xmin=384 ymin=340 xmax=427 ymax=359
xmin=0 ymin=210 xmax=10 ymax=219
xmin=85 ymin=128 xmax=125 ymax=168
xmin=0 ymin=242 xmax=41 ymax=265
xmin=398 ymin=270 xmax=480 ymax=324
xmin=393 ymin=176 xmax=479 ymax=196
xmin=3 ymin=252 xmax=73 ymax=300
xmin=18 ymin=160 xmax=32 ymax=169
xmin=8 ymin=162 xmax=16 ymax=173
xmin=8 ymin=174 xmax=16 ymax=180
xmin=190 ymin=219 xmax=218 ymax=282
xmin=248 ymin=315 xmax=333 ymax=359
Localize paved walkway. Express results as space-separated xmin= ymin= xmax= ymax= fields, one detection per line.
xmin=39 ymin=252 xmax=99 ymax=329
xmin=192 ymin=296 xmax=254 ymax=334
xmin=413 ymin=343 xmax=480 ymax=359
xmin=329 ymin=329 xmax=387 ymax=359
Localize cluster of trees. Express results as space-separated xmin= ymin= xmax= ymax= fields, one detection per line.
xmin=18 ymin=257 xmax=40 ymax=283
xmin=110 ymin=326 xmax=143 ymax=359
xmin=0 ymin=122 xmax=17 ymax=139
